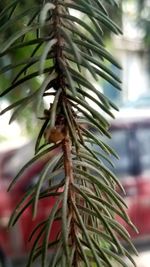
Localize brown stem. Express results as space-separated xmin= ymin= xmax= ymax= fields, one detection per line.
xmin=63 ymin=128 xmax=79 ymax=266
xmin=48 ymin=2 xmax=80 ymax=265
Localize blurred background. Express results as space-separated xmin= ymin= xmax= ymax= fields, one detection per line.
xmin=0 ymin=0 xmax=150 ymax=266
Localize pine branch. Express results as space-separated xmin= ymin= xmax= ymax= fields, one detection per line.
xmin=0 ymin=1 xmax=138 ymax=267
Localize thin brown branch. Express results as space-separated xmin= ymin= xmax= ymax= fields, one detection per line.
xmin=63 ymin=128 xmax=79 ymax=266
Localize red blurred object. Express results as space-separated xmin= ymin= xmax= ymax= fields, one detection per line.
xmin=91 ymin=110 xmax=150 ymax=243
xmin=0 ymin=142 xmax=61 ymax=261
xmin=1 ymin=110 xmax=150 ymax=262
xmin=108 ymin=111 xmax=150 ymax=242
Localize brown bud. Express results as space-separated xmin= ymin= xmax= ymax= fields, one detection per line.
xmin=44 ymin=126 xmax=65 ymax=143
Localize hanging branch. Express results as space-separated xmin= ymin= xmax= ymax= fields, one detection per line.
xmin=0 ymin=1 xmax=138 ymax=267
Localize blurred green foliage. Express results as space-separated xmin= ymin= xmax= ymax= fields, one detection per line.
xmin=0 ymin=0 xmax=43 ymax=135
